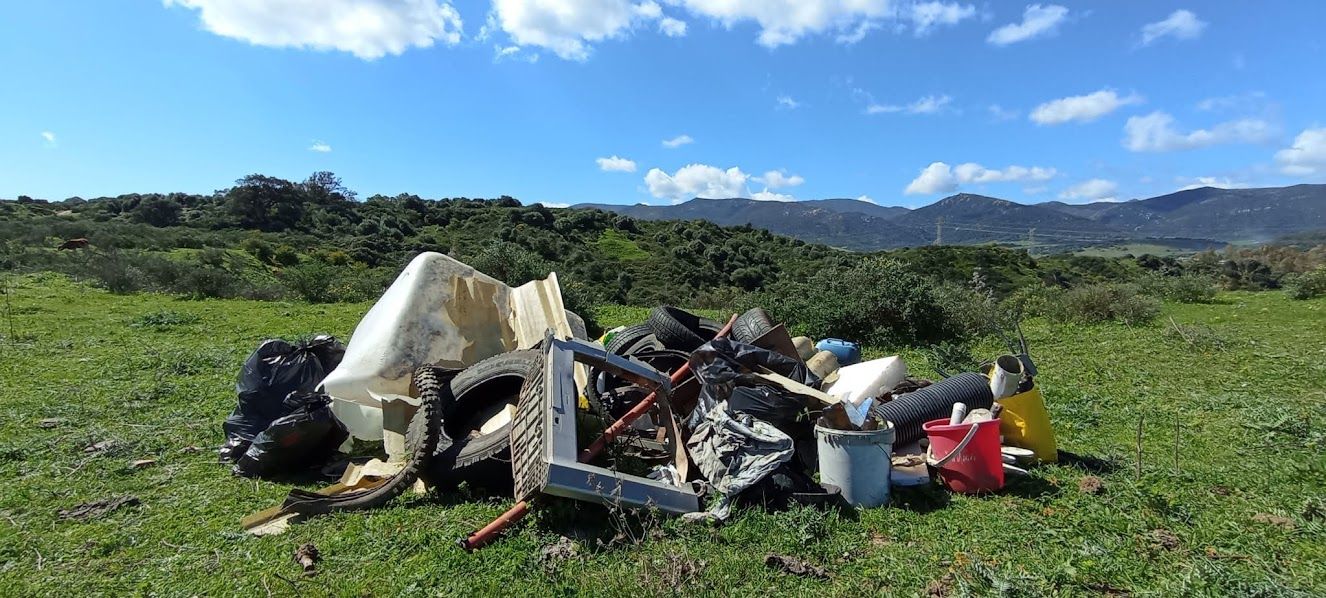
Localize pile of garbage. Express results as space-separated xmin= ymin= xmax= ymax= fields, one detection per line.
xmin=225 ymin=252 xmax=1059 ymax=544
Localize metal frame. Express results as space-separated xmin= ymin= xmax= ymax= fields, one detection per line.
xmin=511 ymin=332 xmax=699 ymax=514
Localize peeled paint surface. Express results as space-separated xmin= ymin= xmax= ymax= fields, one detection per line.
xmin=321 ymin=252 xmax=575 ymax=441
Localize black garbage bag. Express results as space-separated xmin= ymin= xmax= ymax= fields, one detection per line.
xmin=219 ymin=335 xmax=345 ymax=462
xmin=685 ymin=338 xmax=821 ymax=433
xmin=233 ymin=392 xmax=349 ymax=478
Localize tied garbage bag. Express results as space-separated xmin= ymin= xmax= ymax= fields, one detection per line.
xmin=219 ymin=336 xmax=345 ymax=462
xmin=233 ymin=392 xmax=349 ymax=478
xmin=685 ymin=338 xmax=821 ymax=432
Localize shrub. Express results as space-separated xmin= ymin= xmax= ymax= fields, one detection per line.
xmin=756 ymin=257 xmax=973 ymax=347
xmin=1285 ymin=266 xmax=1326 ymax=300
xmin=280 ymin=260 xmax=339 ymax=303
xmin=1139 ymin=273 xmax=1217 ymax=303
xmin=1048 ymin=283 xmax=1160 ymax=325
xmin=130 ymin=310 xmax=200 ymax=329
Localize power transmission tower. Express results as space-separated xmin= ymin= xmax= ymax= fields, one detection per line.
xmin=934 ymin=217 xmax=944 ymax=245
xmin=1027 ymin=227 xmax=1036 ymax=252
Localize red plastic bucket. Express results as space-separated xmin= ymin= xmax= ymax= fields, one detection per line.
xmin=923 ymin=418 xmax=1004 ymax=494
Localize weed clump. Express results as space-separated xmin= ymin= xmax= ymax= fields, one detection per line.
xmin=1046 ymin=283 xmax=1160 ymax=325
xmin=1284 ymin=266 xmax=1326 ymax=300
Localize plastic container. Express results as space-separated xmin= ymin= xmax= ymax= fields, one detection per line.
xmin=923 ymin=418 xmax=1004 ymax=494
xmin=815 ymin=420 xmax=895 ymax=507
xmin=824 ymin=356 xmax=907 ymax=406
xmin=815 ymin=338 xmax=861 ymax=366
xmin=997 ymin=384 xmax=1057 ymax=462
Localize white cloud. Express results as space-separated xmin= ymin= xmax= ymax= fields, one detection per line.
xmin=1176 ymin=176 xmax=1249 ymax=191
xmin=907 ymin=2 xmax=977 ymax=35
xmin=866 ymin=94 xmax=952 ymax=115
xmin=756 ymin=170 xmax=805 ymax=189
xmin=904 ymin=161 xmax=1055 ymax=195
xmin=675 ymin=0 xmax=893 ymax=48
xmin=1123 ymin=111 xmax=1276 ymax=152
xmin=163 ymin=0 xmax=461 ymax=60
xmin=988 ymin=104 xmax=1019 ymax=121
xmin=494 ymin=44 xmax=539 ymax=62
xmin=1059 ymin=178 xmax=1118 ymax=202
xmin=659 ymin=17 xmax=687 ymax=37
xmin=751 ymin=189 xmax=796 ymax=202
xmin=493 ymin=0 xmax=687 ymax=60
xmin=856 ymin=194 xmax=875 ymax=204
xmin=1196 ymin=91 xmax=1267 ymax=112
xmin=987 ymin=4 xmax=1068 ymax=46
xmin=40 ymin=131 xmax=56 ymax=146
xmin=1030 ymin=89 xmax=1143 ymax=125
xmin=1140 ymin=9 xmax=1206 ymax=46
xmin=661 ymin=134 xmax=694 ymax=148
xmin=776 ymin=95 xmax=800 ymax=110
xmin=308 ymin=141 xmax=332 ymax=152
xmin=1275 ymin=127 xmax=1326 ymax=177
xmin=644 ymin=163 xmax=750 ymax=201
xmin=539 ymin=201 xmax=572 ymax=208
xmin=597 ymin=155 xmax=638 ymax=172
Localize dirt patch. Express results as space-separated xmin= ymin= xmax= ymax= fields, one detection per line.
xmin=1145 ymin=529 xmax=1180 ymax=551
xmin=764 ymin=554 xmax=828 ymax=580
xmin=1252 ymin=513 xmax=1296 ymax=530
xmin=58 ymin=495 xmax=139 ymax=521
xmin=654 ymin=553 xmax=705 ymax=590
xmin=925 ymin=572 xmax=955 ymax=597
xmin=539 ymin=536 xmax=578 ymax=570
xmin=1078 ymin=476 xmax=1104 ymax=495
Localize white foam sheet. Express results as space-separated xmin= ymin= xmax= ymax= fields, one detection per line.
xmin=823 ymin=356 xmax=907 ymax=407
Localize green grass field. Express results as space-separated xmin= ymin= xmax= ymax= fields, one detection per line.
xmin=1 ymin=274 xmax=1323 ymax=596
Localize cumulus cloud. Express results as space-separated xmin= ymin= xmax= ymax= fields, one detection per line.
xmin=658 ymin=17 xmax=687 ymax=37
xmin=987 ymin=4 xmax=1068 ymax=46
xmin=40 ymin=131 xmax=56 ymax=147
xmin=866 ymin=94 xmax=952 ymax=115
xmin=751 ymin=189 xmax=796 ymax=202
xmin=906 ymin=1 xmax=977 ymax=36
xmin=661 ymin=134 xmax=694 ymax=148
xmin=596 ymin=155 xmax=637 ymax=172
xmin=163 ymin=0 xmax=462 ymax=60
xmin=1059 ymin=178 xmax=1118 ymax=202
xmin=856 ymin=195 xmax=875 ymax=204
xmin=1140 ymin=9 xmax=1206 ymax=46
xmin=644 ymin=163 xmax=750 ymax=201
xmin=1176 ymin=176 xmax=1249 ymax=191
xmin=1030 ymin=89 xmax=1143 ymax=125
xmin=493 ymin=0 xmax=688 ymax=60
xmin=308 ymin=141 xmax=332 ymax=152
xmin=1123 ymin=111 xmax=1276 ymax=152
xmin=1275 ymin=127 xmax=1326 ymax=177
xmin=678 ymin=0 xmax=980 ymax=47
xmin=756 ymin=170 xmax=805 ymax=189
xmin=904 ymin=161 xmax=1056 ymax=195
xmin=776 ymin=95 xmax=800 ymax=110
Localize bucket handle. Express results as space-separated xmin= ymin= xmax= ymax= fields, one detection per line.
xmin=925 ymin=423 xmax=981 ymax=468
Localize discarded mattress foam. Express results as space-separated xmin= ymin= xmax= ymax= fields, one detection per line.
xmin=321 ymin=252 xmax=578 ymax=442
xmin=823 ymin=356 xmax=906 ymax=406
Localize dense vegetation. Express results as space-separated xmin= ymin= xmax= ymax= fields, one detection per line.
xmin=4 ymin=172 xmax=1325 ymax=343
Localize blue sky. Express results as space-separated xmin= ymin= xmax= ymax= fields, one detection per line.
xmin=2 ymin=1 xmax=1325 ymax=208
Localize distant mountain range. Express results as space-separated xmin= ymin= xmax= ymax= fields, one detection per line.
xmin=575 ymin=184 xmax=1326 ymax=251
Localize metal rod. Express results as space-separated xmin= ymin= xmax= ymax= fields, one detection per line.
xmin=460 ymin=313 xmax=737 ymax=551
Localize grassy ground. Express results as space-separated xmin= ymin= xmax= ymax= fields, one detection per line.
xmin=1 ymin=273 xmax=1323 ymax=596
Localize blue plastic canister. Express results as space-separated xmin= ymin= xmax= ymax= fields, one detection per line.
xmin=815 ymin=338 xmax=861 ymax=365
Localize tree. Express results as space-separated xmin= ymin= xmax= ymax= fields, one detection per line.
xmin=225 ymin=174 xmax=304 ymax=231
xmin=302 ymin=171 xmax=356 ymax=204
xmin=132 ymin=196 xmax=182 ymax=227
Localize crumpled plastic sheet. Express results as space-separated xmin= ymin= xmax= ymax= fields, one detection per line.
xmin=685 ymin=338 xmax=821 ymax=431
xmin=686 ymin=402 xmax=794 ymax=520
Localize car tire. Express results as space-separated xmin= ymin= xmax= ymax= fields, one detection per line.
xmin=647 ymin=306 xmax=713 ymax=351
xmin=425 ymin=350 xmax=539 ymax=489
xmin=732 ymin=307 xmax=775 ymax=344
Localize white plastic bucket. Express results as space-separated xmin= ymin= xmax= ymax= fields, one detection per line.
xmin=815 ymin=421 xmax=895 ymax=508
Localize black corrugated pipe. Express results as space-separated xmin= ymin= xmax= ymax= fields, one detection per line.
xmin=870 ymin=372 xmax=994 ymax=445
